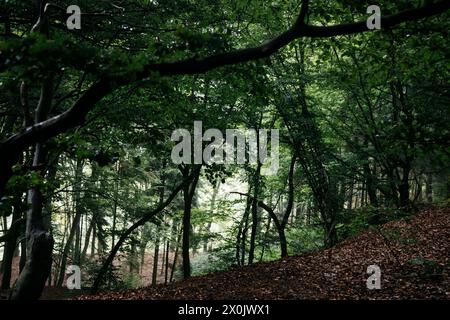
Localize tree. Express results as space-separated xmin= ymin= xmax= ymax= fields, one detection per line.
xmin=1 ymin=0 xmax=449 ymax=300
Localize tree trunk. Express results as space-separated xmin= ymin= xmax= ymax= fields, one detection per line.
xmin=248 ymin=161 xmax=262 ymax=264
xmin=139 ymin=231 xmax=148 ymax=274
xmin=399 ymin=165 xmax=411 ymax=207
xmin=182 ymin=186 xmax=192 ymax=278
xmin=236 ymin=185 xmax=252 ymax=266
xmin=1 ymin=198 xmax=22 ymax=290
xmin=91 ymin=224 xmax=96 ymax=257
xmin=56 ymin=159 xmax=84 ymax=287
xmin=364 ymin=163 xmax=378 ymax=207
xmin=10 ymin=143 xmax=54 ymax=300
xmin=160 ymin=237 xmax=166 ymax=275
xmin=19 ymin=237 xmax=26 ymax=273
xmin=151 ymin=232 xmax=160 ymax=286
xmin=426 ymin=174 xmax=433 ymax=203
xmin=9 ymin=3 xmax=55 ymax=299
xmin=203 ymin=182 xmax=219 ymax=252
xmin=181 ymin=166 xmax=201 ymax=279
xmin=164 ymin=239 xmax=170 ymax=284
xmin=170 ymin=227 xmax=182 ymax=283
xmin=80 ymin=217 xmax=94 ymax=263
xmin=90 ymin=176 xmax=189 ymax=294
xmin=111 ymin=161 xmax=120 ymax=249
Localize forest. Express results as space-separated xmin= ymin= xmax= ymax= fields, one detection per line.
xmin=0 ymin=0 xmax=449 ymax=302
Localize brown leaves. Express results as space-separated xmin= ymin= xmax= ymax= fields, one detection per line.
xmin=77 ymin=206 xmax=450 ymax=300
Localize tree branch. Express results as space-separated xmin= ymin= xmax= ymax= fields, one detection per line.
xmin=232 ymin=191 xmax=283 ymax=231
xmin=0 ymin=1 xmax=449 ymax=197
xmin=90 ymin=171 xmax=196 ymax=294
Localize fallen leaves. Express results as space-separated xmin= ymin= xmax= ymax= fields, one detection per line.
xmin=76 ymin=206 xmax=450 ymax=300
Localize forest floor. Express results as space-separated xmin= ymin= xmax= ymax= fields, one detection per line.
xmin=1 ymin=206 xmax=447 ymax=300
xmin=77 ymin=205 xmax=450 ymax=300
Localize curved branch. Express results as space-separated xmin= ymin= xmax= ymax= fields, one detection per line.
xmin=141 ymin=0 xmax=450 ymax=76
xmin=90 ymin=172 xmax=196 ymax=294
xmin=0 ymin=218 xmax=25 ymax=243
xmin=232 ymin=191 xmax=282 ymax=231
xmin=0 ymin=1 xmax=449 ymax=197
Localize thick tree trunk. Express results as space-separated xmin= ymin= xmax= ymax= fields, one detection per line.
xmin=10 ymin=144 xmax=54 ymax=300
xmin=9 ymin=2 xmax=55 ymax=299
xmin=19 ymin=238 xmax=26 ymax=273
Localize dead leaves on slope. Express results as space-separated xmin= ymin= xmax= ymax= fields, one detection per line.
xmin=77 ymin=206 xmax=450 ymax=300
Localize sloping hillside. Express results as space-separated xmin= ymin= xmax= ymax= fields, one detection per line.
xmin=80 ymin=206 xmax=450 ymax=300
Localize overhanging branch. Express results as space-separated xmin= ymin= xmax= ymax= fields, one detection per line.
xmin=0 ymin=0 xmax=449 ymax=197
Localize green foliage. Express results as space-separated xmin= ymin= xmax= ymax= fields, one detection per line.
xmin=0 ymin=0 xmax=448 ymax=294
xmin=337 ymin=207 xmax=382 ymax=239
xmin=337 ymin=206 xmax=417 ymax=240
xmin=406 ymin=256 xmax=444 ymax=280
xmin=287 ymin=225 xmax=324 ymax=254
xmin=83 ymin=257 xmax=126 ymax=290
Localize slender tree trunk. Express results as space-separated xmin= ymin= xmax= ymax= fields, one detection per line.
xmin=91 ymin=224 xmax=96 ymax=257
xmin=164 ymin=239 xmax=170 ymax=284
xmin=80 ymin=217 xmax=94 ymax=263
xmin=139 ymin=232 xmax=148 ymax=275
xmin=160 ymin=237 xmax=166 ymax=275
xmin=1 ymin=214 xmax=7 ymax=240
xmin=1 ymin=198 xmax=22 ymax=290
xmin=248 ymin=162 xmax=262 ymax=264
xmin=151 ymin=232 xmax=160 ymax=286
xmin=182 ymin=187 xmax=192 ymax=278
xmin=236 ymin=185 xmax=252 ymax=266
xmin=276 ymin=224 xmax=288 ymax=258
xmin=56 ymin=159 xmax=84 ymax=287
xmin=426 ymin=174 xmax=433 ymax=203
xmin=90 ymin=176 xmax=189 ymax=294
xmin=399 ymin=165 xmax=411 ymax=207
xmin=203 ymin=182 xmax=219 ymax=252
xmin=181 ymin=166 xmax=200 ymax=279
xmin=364 ymin=163 xmax=378 ymax=207
xmin=170 ymin=227 xmax=182 ymax=283
xmin=129 ymin=242 xmax=137 ymax=273
xmin=74 ymin=215 xmax=81 ymax=265
xmin=259 ymin=215 xmax=272 ymax=261
xmin=111 ymin=161 xmax=120 ymax=249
